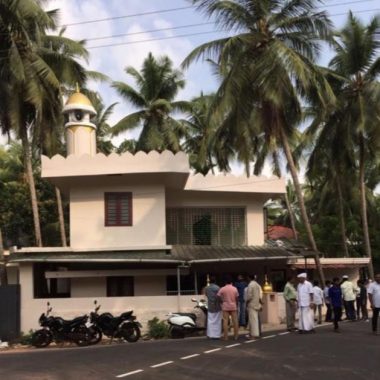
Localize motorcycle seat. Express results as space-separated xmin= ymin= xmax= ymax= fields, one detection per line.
xmin=175 ymin=313 xmax=197 ymax=321
xmin=120 ymin=311 xmax=133 ymax=319
xmin=61 ymin=315 xmax=87 ymax=325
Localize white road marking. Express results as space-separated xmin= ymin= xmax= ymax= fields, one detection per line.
xmin=150 ymin=361 xmax=173 ymax=368
xmin=244 ymin=339 xmax=256 ymax=343
xmin=278 ymin=332 xmax=290 ymax=336
xmin=116 ymin=369 xmax=144 ymax=378
xmin=181 ymin=354 xmax=200 ymax=360
xmin=263 ymin=335 xmax=276 ymax=339
xmin=226 ymin=343 xmax=241 ymax=348
xmin=204 ymin=348 xmax=222 ymax=354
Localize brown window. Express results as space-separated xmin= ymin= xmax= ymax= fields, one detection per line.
xmin=105 ymin=192 xmax=133 ymax=226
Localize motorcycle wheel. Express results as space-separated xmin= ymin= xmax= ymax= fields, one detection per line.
xmin=121 ymin=324 xmax=141 ymax=343
xmin=89 ymin=326 xmax=102 ymax=345
xmin=31 ymin=329 xmax=52 ymax=348
xmin=73 ymin=325 xmax=91 ymax=347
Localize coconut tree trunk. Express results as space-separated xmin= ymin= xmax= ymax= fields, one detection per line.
xmin=20 ymin=127 xmax=43 ymax=247
xmin=359 ymin=135 xmax=374 ymax=279
xmin=0 ymin=228 xmax=8 ymax=286
xmin=336 ymin=174 xmax=349 ymax=257
xmin=280 ymin=128 xmax=325 ymax=285
xmin=284 ymin=192 xmax=298 ymax=240
xmin=55 ymin=187 xmax=67 ymax=247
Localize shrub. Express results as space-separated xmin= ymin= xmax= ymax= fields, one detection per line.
xmin=12 ymin=330 xmax=35 ymax=346
xmin=147 ymin=317 xmax=169 ymax=339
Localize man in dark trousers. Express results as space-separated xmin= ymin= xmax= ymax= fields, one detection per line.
xmin=329 ymin=277 xmax=343 ymax=333
xmin=234 ymin=274 xmax=248 ymax=327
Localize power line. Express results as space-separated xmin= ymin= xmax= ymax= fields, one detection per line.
xmin=61 ymin=6 xmax=194 ymax=27
xmin=322 ymin=0 xmax=376 ymax=8
xmin=87 ymin=30 xmax=222 ymax=49
xmin=84 ymin=22 xmax=215 ymax=42
xmin=61 ymin=0 xmax=376 ymax=28
xmin=86 ymin=8 xmax=380 ymax=50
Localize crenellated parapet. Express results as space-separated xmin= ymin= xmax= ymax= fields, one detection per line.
xmin=41 ymin=150 xmax=190 ymax=178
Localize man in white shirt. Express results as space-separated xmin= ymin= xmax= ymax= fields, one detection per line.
xmin=341 ymin=275 xmax=358 ymax=320
xmin=246 ymin=275 xmax=263 ymax=339
xmin=313 ymin=280 xmax=324 ymax=324
xmin=297 ymin=273 xmax=315 ymax=334
xmin=368 ymin=273 xmax=380 ymax=335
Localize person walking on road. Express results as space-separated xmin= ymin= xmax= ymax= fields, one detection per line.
xmin=368 ymin=273 xmax=380 ymax=335
xmin=204 ymin=275 xmax=222 ymax=339
xmin=234 ymin=274 xmax=248 ymax=327
xmin=246 ymin=275 xmax=263 ymax=339
xmin=297 ymin=273 xmax=315 ymax=334
xmin=329 ymin=277 xmax=343 ymax=333
xmin=341 ymin=275 xmax=357 ymax=321
xmin=313 ymin=280 xmax=324 ymax=325
xmin=324 ymin=280 xmax=332 ymax=322
xmin=283 ymin=277 xmax=297 ymax=332
xmin=356 ymin=280 xmax=368 ymax=321
xmin=217 ymin=274 xmax=239 ymax=341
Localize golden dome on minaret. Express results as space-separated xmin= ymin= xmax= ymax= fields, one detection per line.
xmin=63 ymin=84 xmax=96 ymax=115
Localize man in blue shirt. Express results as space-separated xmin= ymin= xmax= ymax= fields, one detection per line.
xmin=329 ymin=277 xmax=343 ymax=332
xmin=234 ymin=274 xmax=248 ymax=327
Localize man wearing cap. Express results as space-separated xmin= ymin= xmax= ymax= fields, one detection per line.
xmin=341 ymin=275 xmax=357 ymax=321
xmin=297 ymin=273 xmax=315 ymax=333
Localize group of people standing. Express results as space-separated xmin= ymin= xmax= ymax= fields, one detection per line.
xmin=204 ymin=274 xmax=263 ymax=341
xmin=284 ymin=272 xmax=380 ymax=335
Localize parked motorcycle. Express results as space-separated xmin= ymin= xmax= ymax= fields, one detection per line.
xmin=89 ymin=300 xmax=142 ymax=343
xmin=31 ymin=303 xmax=100 ymax=348
xmin=167 ymin=298 xmax=208 ymax=338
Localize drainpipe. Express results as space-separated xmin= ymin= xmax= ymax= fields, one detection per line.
xmin=177 ymin=265 xmax=181 ymax=312
xmin=194 ymin=270 xmax=198 ymax=295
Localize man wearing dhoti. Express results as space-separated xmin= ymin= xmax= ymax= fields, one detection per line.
xmin=297 ymin=273 xmax=315 ymax=334
xmin=205 ymin=275 xmax=222 ymax=339
xmin=246 ymin=275 xmax=263 ymax=339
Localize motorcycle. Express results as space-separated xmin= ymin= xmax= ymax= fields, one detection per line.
xmin=167 ymin=298 xmax=208 ymax=338
xmin=31 ymin=302 xmax=100 ymax=348
xmin=89 ymin=300 xmax=142 ymax=343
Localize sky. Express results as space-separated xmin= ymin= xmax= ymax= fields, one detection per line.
xmin=2 ymin=0 xmax=379 ymax=175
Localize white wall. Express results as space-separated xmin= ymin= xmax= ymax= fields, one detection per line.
xmin=166 ymin=191 xmax=266 ymax=245
xmin=71 ymin=277 xmax=107 ymax=297
xmin=19 ymin=264 xmax=194 ymax=333
xmin=70 ymin=183 xmax=166 ymax=248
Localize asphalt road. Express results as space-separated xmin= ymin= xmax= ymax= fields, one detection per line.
xmin=0 ymin=321 xmax=379 ymax=380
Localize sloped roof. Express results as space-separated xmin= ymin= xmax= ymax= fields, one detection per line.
xmin=9 ymin=245 xmax=301 ymax=263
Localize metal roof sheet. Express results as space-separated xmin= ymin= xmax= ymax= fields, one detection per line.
xmin=9 ymin=245 xmax=300 ymax=263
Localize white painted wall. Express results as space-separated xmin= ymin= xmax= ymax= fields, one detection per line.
xmin=71 ymin=277 xmax=106 ymax=298
xmin=135 ymin=276 xmax=166 ymax=296
xmin=19 ymin=264 xmax=194 ymax=333
xmin=166 ymin=191 xmax=266 ymax=245
xmin=70 ymin=183 xmax=166 ymax=248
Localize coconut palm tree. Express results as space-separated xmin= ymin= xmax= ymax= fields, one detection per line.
xmin=112 ymin=53 xmax=191 ymax=153
xmin=325 ymin=13 xmax=380 ymax=278
xmin=0 ymin=1 xmax=91 ymax=247
xmin=182 ymin=93 xmax=219 ymax=174
xmin=183 ymin=0 xmax=336 ymax=284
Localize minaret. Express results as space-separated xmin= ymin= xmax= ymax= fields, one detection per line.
xmin=62 ymin=85 xmax=97 ymax=156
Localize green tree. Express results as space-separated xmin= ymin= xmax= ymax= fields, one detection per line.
xmin=182 ymin=93 xmax=219 ymax=174
xmin=112 ymin=53 xmax=191 ymax=153
xmin=0 ymin=1 xmax=90 ymax=247
xmin=323 ymin=13 xmax=380 ymax=277
xmin=183 ymin=0 xmax=335 ymax=284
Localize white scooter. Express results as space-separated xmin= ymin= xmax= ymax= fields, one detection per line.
xmin=167 ymin=298 xmax=208 ymax=338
